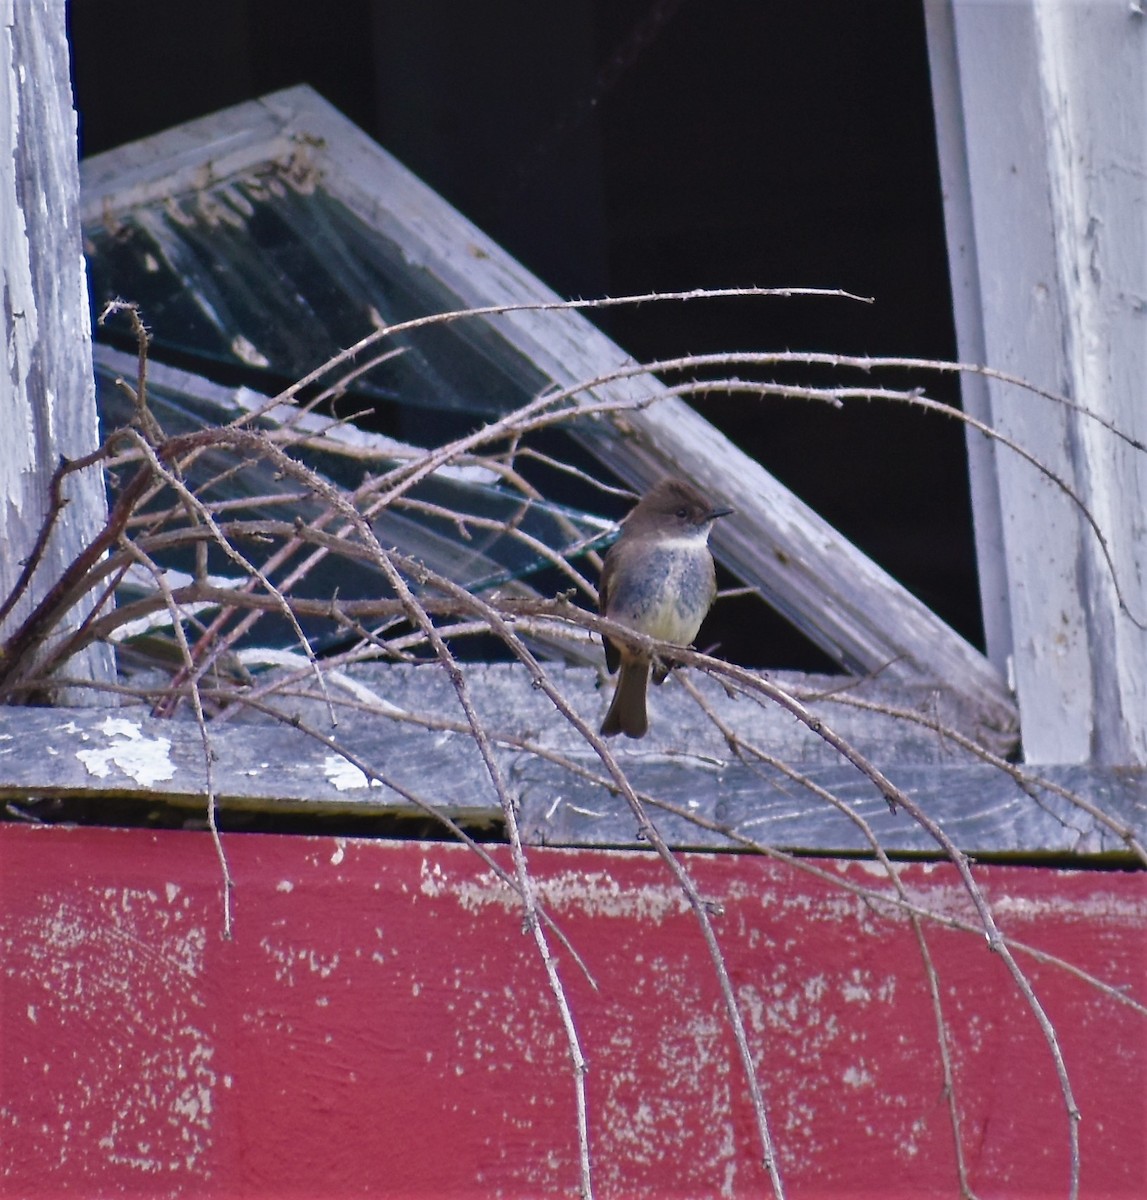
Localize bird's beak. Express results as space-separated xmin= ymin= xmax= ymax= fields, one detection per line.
xmin=708 ymin=505 xmax=734 ymax=521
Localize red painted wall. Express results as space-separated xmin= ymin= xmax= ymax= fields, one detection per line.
xmin=1 ymin=826 xmax=1143 ymax=1197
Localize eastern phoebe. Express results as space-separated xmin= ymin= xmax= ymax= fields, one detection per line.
xmin=599 ymin=478 xmax=733 ymax=738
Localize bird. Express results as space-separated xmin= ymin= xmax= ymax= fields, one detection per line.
xmin=598 ymin=477 xmax=732 ymax=738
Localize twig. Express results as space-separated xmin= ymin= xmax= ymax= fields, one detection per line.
xmin=396 ymin=576 xmax=787 ymax=1198
xmin=678 ymin=673 xmax=979 ymax=1197
xmin=117 ymin=538 xmax=234 ymax=937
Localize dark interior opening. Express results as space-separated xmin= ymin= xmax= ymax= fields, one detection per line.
xmin=70 ymin=0 xmax=980 ymax=672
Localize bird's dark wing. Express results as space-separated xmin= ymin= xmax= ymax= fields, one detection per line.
xmin=598 ymin=549 xmax=620 ymax=673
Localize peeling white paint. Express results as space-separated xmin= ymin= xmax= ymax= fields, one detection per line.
xmin=9 ymin=887 xmax=214 ymax=1176
xmin=842 ymin=974 xmax=871 ymax=1004
xmin=259 ymin=937 xmax=341 ymax=985
xmin=417 ymin=858 xmax=692 ymax=922
xmin=843 ymin=1063 xmax=875 ymax=1089
xmin=98 ymin=717 xmax=147 ymax=740
xmin=803 ymin=974 xmax=828 ymax=1003
xmin=323 ymin=754 xmax=380 ymax=791
xmin=598 ymin=998 xmax=740 ymax=1192
xmin=75 ymin=719 xmax=176 ymax=786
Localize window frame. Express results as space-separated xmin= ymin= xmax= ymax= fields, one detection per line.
xmin=5 ymin=34 xmax=1144 ymax=855
xmin=924 ymin=0 xmax=1147 ymax=766
xmin=79 ymin=84 xmax=1015 ymax=744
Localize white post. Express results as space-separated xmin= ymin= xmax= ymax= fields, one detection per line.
xmin=0 ymin=0 xmax=113 ymax=697
xmin=926 ymin=0 xmax=1147 ymax=764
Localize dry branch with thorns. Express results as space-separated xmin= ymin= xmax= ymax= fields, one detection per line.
xmin=3 ymin=293 xmax=1145 ymax=1200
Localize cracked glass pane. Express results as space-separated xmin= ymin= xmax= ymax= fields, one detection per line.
xmin=86 ymin=167 xmax=550 ymax=416
xmin=93 ymin=346 xmax=608 ymax=657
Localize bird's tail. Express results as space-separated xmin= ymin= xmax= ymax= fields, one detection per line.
xmin=601 ymin=659 xmax=650 ymax=738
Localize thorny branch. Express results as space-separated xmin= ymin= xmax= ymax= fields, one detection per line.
xmin=2 ymin=292 xmax=1144 ymax=1199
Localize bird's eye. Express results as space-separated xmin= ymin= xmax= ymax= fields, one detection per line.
xmin=676 ymin=507 xmax=688 ymax=519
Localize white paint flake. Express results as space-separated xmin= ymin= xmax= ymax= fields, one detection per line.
xmin=323 ymin=755 xmax=380 ymax=791
xmin=843 ymin=1063 xmax=875 ymax=1089
xmin=416 ymin=857 xmax=691 ymax=921
xmin=75 ymin=719 xmax=175 ymax=786
xmin=13 ymin=890 xmax=214 ymax=1175
xmin=230 ymin=334 xmax=270 ymax=368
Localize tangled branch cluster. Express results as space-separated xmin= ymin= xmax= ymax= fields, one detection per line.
xmin=1 ymin=295 xmax=1143 ymax=1200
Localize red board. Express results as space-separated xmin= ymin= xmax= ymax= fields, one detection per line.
xmin=1 ymin=826 xmax=1144 ymax=1197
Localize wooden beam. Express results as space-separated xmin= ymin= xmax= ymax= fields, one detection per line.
xmin=923 ymin=0 xmax=1013 ymax=675
xmin=925 ymin=1 xmax=1147 ymax=764
xmin=0 ymin=667 xmax=1137 ymax=858
xmin=0 ymin=0 xmax=113 ymax=697
xmin=518 ymin=759 xmax=1147 ymax=858
xmin=2 ymin=825 xmax=1144 ymax=1196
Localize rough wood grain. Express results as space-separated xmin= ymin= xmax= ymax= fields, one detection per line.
xmin=0 ymin=666 xmax=1139 ymax=858
xmin=925 ymin=0 xmax=1147 ymax=764
xmin=922 ymin=0 xmax=1013 ymax=675
xmin=518 ymin=759 xmax=1147 ymax=858
xmin=1 ymin=0 xmax=113 ymax=696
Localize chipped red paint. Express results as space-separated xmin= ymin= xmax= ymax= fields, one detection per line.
xmin=0 ymin=826 xmax=1143 ymax=1197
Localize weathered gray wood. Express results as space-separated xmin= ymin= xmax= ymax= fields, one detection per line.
xmin=0 ymin=664 xmax=974 ymax=818
xmin=924 ymin=1 xmax=1147 ymax=764
xmin=518 ymin=761 xmax=1147 ymax=859
xmin=0 ymin=698 xmax=502 ymax=822
xmin=80 ymin=85 xmax=1016 ymax=747
xmin=922 ymin=0 xmax=1013 ymax=677
xmin=0 ymin=667 xmax=1139 ymax=857
xmin=1 ymin=0 xmax=114 ymax=696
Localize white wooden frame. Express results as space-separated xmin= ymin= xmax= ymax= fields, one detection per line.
xmin=0 ymin=0 xmax=113 ymax=696
xmin=925 ymin=0 xmax=1147 ymax=765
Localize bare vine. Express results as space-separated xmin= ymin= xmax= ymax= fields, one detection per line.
xmin=2 ymin=291 xmax=1144 ymax=1199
